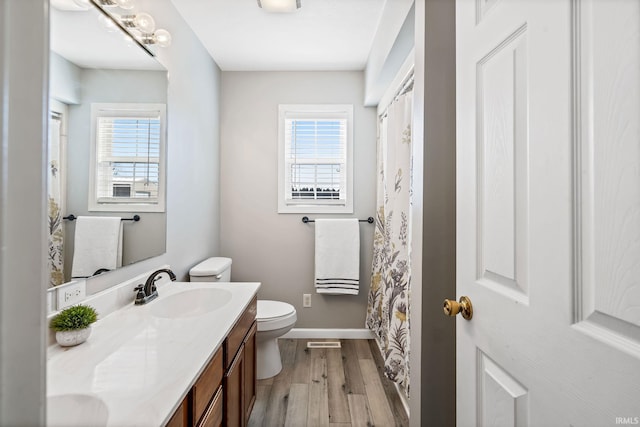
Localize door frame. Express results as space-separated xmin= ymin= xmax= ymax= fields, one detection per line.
xmin=409 ymin=1 xmax=457 ymax=426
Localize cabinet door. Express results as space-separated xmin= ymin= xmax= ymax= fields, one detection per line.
xmin=243 ymin=321 xmax=256 ymax=422
xmin=166 ymin=395 xmax=189 ymax=427
xmin=224 ymin=343 xmax=245 ymax=427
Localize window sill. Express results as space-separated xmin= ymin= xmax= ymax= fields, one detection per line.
xmin=277 ymin=204 xmax=353 ymax=214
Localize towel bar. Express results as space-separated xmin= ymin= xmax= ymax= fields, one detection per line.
xmin=63 ymin=214 xmax=141 ymax=222
xmin=302 ymin=216 xmax=374 ymax=224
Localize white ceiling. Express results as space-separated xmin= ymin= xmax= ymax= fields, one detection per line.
xmin=169 ymin=0 xmax=386 ymax=71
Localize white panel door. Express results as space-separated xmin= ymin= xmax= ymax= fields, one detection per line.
xmin=456 ymin=0 xmax=640 ymax=426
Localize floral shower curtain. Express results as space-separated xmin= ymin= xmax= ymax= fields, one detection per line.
xmin=48 ymin=114 xmax=64 ymax=287
xmin=367 ymin=86 xmax=413 ymax=397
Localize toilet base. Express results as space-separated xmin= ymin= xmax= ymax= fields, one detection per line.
xmin=256 ymin=337 xmax=283 ymax=380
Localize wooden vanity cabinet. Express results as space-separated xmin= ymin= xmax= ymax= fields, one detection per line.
xmin=242 ymin=322 xmax=257 ymax=422
xmin=223 ymin=321 xmax=257 ymax=427
xmin=197 ymin=386 xmax=223 ymax=427
xmin=223 ymin=342 xmax=245 ymax=427
xmin=166 ymin=396 xmax=189 ymax=427
xmin=223 ymin=296 xmax=257 ymax=427
xmin=193 ymin=348 xmax=223 ymax=426
xmin=165 ymin=296 xmax=257 ymax=427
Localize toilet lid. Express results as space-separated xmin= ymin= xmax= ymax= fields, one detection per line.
xmin=189 ymin=257 xmax=232 ymax=276
xmin=257 ymin=300 xmax=295 ymax=321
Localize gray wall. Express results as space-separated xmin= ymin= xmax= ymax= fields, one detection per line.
xmin=50 ymin=52 xmax=80 ymax=104
xmin=220 ymin=71 xmax=377 ymax=329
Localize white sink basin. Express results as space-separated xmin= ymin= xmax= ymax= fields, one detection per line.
xmin=150 ymin=288 xmax=232 ymax=318
xmin=47 ymin=394 xmax=108 ymax=427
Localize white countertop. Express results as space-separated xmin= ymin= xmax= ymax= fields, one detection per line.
xmin=47 ymin=281 xmax=260 ymax=427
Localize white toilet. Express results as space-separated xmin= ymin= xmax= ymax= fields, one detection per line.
xmin=189 ymin=257 xmax=297 ymax=380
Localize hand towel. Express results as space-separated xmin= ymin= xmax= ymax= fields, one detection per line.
xmin=71 ymin=216 xmax=123 ymax=278
xmin=315 ymin=218 xmax=360 ymax=295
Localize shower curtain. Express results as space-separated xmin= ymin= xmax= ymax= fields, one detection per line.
xmin=48 ymin=115 xmax=64 ymax=287
xmin=367 ymin=87 xmax=413 ymax=396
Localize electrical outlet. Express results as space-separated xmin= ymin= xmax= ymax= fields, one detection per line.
xmin=57 ymin=281 xmax=86 ymax=310
xmin=303 ymin=293 xmax=311 ymax=308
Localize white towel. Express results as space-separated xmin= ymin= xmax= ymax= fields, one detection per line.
xmin=315 ymin=219 xmax=360 ymax=295
xmin=71 ymin=216 xmax=123 ymax=278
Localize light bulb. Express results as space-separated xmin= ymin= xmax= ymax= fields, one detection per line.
xmin=133 ymin=13 xmax=155 ymax=33
xmin=113 ymin=0 xmax=135 ymax=10
xmin=154 ymin=29 xmax=172 ymax=47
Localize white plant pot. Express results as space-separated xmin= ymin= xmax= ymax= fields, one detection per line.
xmin=55 ymin=327 xmax=92 ymax=347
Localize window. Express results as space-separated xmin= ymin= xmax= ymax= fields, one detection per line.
xmin=89 ymin=103 xmax=166 ymax=212
xmin=278 ymin=104 xmax=354 ymax=213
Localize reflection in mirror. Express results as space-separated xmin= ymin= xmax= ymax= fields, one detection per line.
xmin=48 ymin=0 xmax=168 ymax=287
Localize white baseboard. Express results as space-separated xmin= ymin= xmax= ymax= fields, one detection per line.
xmin=281 ymin=328 xmax=374 ymax=340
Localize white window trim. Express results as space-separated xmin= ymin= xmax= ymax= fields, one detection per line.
xmin=88 ymin=103 xmax=167 ymax=213
xmin=278 ymin=104 xmax=354 ymax=214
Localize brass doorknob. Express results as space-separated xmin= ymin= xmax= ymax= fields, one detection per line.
xmin=443 ymin=296 xmax=473 ymax=320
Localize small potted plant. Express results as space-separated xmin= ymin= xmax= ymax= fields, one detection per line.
xmin=50 ymin=304 xmax=98 ymax=347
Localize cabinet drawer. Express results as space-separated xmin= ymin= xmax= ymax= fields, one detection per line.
xmin=224 ymin=296 xmax=257 ymax=370
xmin=193 ymin=347 xmax=223 ymax=424
xmin=197 ymin=385 xmax=223 ymax=427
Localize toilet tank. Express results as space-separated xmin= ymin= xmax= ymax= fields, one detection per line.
xmin=189 ymin=257 xmax=232 ymax=282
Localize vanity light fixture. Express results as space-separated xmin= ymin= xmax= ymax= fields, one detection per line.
xmin=140 ymin=29 xmax=172 ymax=48
xmin=120 ymin=12 xmax=156 ymax=33
xmin=257 ymin=0 xmax=301 ymax=13
xmin=90 ymin=0 xmax=172 ymax=49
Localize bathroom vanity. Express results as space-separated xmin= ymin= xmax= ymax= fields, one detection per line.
xmin=46 ymin=278 xmax=260 ymax=427
xmin=167 ymin=296 xmax=257 ymax=427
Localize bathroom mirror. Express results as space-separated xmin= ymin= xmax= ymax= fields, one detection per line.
xmin=48 ymin=0 xmax=168 ymax=287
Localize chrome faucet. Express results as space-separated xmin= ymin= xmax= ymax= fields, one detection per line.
xmin=134 ymin=268 xmax=177 ymax=305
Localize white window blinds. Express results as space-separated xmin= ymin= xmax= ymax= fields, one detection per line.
xmin=278 ymin=105 xmax=354 ymax=213
xmin=96 ymin=115 xmax=161 ymax=202
xmin=285 ymin=118 xmax=347 ymax=202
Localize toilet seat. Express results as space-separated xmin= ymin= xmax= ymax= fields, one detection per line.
xmin=257 ymin=300 xmax=296 ymax=332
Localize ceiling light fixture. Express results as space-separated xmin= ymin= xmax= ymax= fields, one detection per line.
xmin=257 ymin=0 xmax=301 ymax=13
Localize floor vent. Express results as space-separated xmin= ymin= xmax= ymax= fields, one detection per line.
xmin=307 ymin=341 xmax=341 ymax=349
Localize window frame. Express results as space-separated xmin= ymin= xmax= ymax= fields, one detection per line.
xmin=88 ymin=102 xmax=167 ymax=213
xmin=277 ymin=104 xmax=354 ymax=214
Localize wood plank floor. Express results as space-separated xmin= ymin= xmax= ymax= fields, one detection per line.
xmin=248 ymin=339 xmax=409 ymax=427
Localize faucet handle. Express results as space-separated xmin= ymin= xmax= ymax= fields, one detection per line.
xmin=134 ymin=284 xmax=145 ymax=299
